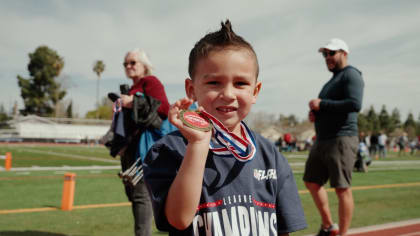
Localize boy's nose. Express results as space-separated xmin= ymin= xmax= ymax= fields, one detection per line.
xmin=220 ymin=86 xmax=235 ymax=100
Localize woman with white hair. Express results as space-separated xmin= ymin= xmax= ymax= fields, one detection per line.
xmin=120 ymin=49 xmax=170 ymax=236
xmin=121 ymin=48 xmax=169 ymax=116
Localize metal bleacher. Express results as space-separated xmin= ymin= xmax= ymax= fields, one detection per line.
xmin=0 ymin=115 xmax=111 ymax=143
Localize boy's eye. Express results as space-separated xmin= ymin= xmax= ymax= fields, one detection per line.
xmin=236 ymin=81 xmax=250 ymax=86
xmin=206 ymin=81 xmax=219 ymax=85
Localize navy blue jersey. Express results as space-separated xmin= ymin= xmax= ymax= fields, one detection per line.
xmin=143 ymin=130 xmax=307 ymax=235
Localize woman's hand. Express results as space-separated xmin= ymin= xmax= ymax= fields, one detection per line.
xmin=168 ymin=97 xmax=212 ymax=144
xmin=120 ymin=94 xmax=134 ymax=108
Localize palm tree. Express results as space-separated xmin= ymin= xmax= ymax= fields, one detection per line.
xmin=93 ymin=60 xmax=105 ymax=119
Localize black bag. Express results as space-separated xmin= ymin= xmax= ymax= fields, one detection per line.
xmin=101 ymin=84 xmax=162 ymax=157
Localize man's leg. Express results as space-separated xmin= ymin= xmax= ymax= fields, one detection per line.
xmin=335 ymin=187 xmax=354 ymax=236
xmin=305 ymin=181 xmax=334 ymax=228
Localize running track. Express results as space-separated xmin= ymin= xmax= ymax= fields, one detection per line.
xmin=348 ymin=218 xmax=420 ymax=236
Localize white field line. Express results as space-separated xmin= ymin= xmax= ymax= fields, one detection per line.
xmin=0 ymin=165 xmax=121 ymax=172
xmin=285 ymin=154 xmax=307 ymax=159
xmin=289 ymin=160 xmax=420 ymax=167
xmin=293 ymin=166 xmax=420 ymax=174
xmin=2 ymin=164 xmax=417 ymax=173
xmin=18 ymin=148 xmax=119 ymax=164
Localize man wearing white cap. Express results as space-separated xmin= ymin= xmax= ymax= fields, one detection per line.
xmin=303 ymin=38 xmax=364 ymax=236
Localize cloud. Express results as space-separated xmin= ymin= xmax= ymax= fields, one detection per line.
xmin=1 ymin=1 xmax=419 ymax=121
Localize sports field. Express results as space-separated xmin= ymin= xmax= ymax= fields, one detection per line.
xmin=1 ymin=143 xmax=420 ymax=236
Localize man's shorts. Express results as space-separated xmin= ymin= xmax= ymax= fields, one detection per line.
xmin=303 ymin=136 xmax=358 ymax=188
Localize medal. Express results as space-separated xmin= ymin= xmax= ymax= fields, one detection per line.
xmin=180 ymin=110 xmax=212 ymax=132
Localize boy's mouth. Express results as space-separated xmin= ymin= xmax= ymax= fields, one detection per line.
xmin=216 ymin=107 xmax=237 ymax=113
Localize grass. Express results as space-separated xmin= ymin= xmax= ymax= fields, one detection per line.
xmin=1 ymin=144 xmax=420 ymax=235
xmin=295 ymin=169 xmax=420 ymax=235
xmin=0 ymin=145 xmax=118 ymax=167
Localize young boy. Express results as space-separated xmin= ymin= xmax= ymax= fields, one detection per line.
xmin=143 ymin=20 xmax=307 ymax=236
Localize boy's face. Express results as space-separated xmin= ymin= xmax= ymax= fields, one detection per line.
xmin=186 ymin=48 xmax=261 ymax=134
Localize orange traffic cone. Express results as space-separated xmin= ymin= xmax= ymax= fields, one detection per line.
xmin=5 ymin=152 xmax=12 ymax=171
xmin=61 ymin=173 xmax=76 ymax=211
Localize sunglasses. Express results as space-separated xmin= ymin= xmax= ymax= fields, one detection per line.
xmin=123 ymin=61 xmax=137 ymax=67
xmin=322 ymin=50 xmax=338 ymax=58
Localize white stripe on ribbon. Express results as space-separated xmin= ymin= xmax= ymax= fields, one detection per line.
xmin=200 ymin=111 xmax=256 ymax=162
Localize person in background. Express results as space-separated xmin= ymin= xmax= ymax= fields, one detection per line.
xmin=398 ymin=132 xmax=408 ymax=156
xmin=409 ymin=139 xmax=417 ymax=155
xmin=120 ymin=48 xmax=170 ymax=236
xmin=369 ymin=132 xmax=378 ymax=159
xmin=304 ymin=38 xmax=364 ymax=236
xmin=378 ymin=131 xmax=388 ymax=158
xmin=364 ymin=131 xmax=371 ymax=150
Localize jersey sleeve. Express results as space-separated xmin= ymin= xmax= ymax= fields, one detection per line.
xmin=275 ymin=149 xmax=308 ymax=233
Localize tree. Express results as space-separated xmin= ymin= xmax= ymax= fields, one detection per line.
xmin=358 ymin=112 xmax=370 ymax=133
xmin=278 ymin=114 xmax=299 ymax=128
xmin=390 ymin=108 xmax=402 ymax=131
xmin=366 ymin=106 xmax=379 ymax=133
xmin=93 ymin=60 xmax=105 ymax=119
xmin=404 ymin=112 xmax=416 ymax=128
xmin=403 ymin=112 xmax=416 ymax=139
xmin=378 ymin=105 xmax=391 ymax=133
xmin=66 ymin=101 xmax=73 ymax=118
xmin=85 ymin=97 xmax=113 ymax=120
xmin=417 ymin=113 xmax=420 ymax=136
xmin=17 ymin=46 xmax=65 ymax=116
xmin=0 ymin=104 xmax=11 ymax=128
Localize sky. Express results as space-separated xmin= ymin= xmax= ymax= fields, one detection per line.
xmin=1 ymin=0 xmax=419 ymax=121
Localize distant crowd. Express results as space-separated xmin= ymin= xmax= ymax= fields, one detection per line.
xmin=275 ymin=133 xmax=315 ymax=153
xmin=359 ymin=131 xmax=420 ymax=158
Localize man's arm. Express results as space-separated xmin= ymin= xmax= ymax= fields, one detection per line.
xmin=319 ymin=68 xmax=364 ymax=113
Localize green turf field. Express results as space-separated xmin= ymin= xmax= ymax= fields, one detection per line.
xmin=1 ymin=144 xmax=419 ymax=236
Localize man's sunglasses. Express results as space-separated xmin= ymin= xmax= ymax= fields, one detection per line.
xmin=123 ymin=61 xmax=137 ymax=67
xmin=322 ymin=50 xmax=337 ymax=58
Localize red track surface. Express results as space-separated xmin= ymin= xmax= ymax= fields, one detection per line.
xmin=349 ymin=219 xmax=420 ymax=236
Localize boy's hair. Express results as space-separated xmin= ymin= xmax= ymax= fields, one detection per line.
xmin=188 ymin=19 xmax=259 ymax=79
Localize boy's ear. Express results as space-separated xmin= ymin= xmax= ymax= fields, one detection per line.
xmin=185 ymin=78 xmax=196 ymax=100
xmin=252 ymin=81 xmax=262 ymax=104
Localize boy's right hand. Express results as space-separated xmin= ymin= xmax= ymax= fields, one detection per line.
xmin=169 ymin=97 xmax=212 ymax=144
